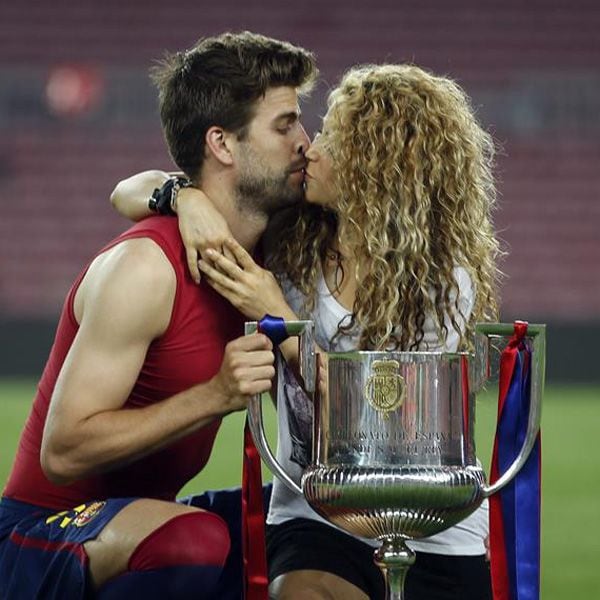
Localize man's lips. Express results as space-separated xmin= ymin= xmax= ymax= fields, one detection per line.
xmin=289 ymin=166 xmax=307 ymax=182
xmin=289 ymin=162 xmax=307 ymax=175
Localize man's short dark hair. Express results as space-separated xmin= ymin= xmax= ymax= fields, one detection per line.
xmin=151 ymin=31 xmax=318 ymax=182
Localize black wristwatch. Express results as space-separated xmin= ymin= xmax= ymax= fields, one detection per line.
xmin=148 ymin=176 xmax=192 ymax=216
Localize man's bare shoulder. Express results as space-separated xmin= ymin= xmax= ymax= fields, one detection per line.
xmin=90 ymin=235 xmax=175 ymax=285
xmin=74 ymin=236 xmax=177 ymax=336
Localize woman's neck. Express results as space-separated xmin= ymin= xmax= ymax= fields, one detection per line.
xmin=321 ymin=239 xmax=359 ymax=311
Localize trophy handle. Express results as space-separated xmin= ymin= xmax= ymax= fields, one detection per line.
xmin=245 ymin=319 xmax=316 ymax=496
xmin=475 ymin=323 xmax=545 ymax=497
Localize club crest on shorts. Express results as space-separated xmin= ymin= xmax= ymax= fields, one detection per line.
xmin=365 ymin=360 xmax=406 ymax=416
xmin=72 ymin=501 xmax=106 ymax=527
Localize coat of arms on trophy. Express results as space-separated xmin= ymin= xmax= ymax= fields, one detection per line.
xmin=365 ymin=359 xmax=406 ymax=416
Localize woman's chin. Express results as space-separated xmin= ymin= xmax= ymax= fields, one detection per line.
xmin=304 ymin=189 xmax=325 ymax=206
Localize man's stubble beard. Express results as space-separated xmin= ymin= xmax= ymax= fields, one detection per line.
xmin=235 ymin=147 xmax=305 ymax=218
xmin=236 ymin=173 xmax=303 ymax=217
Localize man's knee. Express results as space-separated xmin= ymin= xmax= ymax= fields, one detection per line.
xmin=96 ymin=511 xmax=232 ymax=599
xmin=128 ymin=510 xmax=231 ymax=571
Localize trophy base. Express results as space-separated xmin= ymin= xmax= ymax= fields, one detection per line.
xmin=302 ymin=465 xmax=485 ymax=540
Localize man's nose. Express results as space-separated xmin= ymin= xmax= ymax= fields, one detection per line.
xmin=296 ymin=124 xmax=311 ymax=155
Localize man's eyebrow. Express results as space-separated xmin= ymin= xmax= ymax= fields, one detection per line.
xmin=274 ymin=110 xmax=301 ymax=123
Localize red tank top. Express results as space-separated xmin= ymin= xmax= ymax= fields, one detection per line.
xmin=3 ymin=217 xmax=245 ymax=510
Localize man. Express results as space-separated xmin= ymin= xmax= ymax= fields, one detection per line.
xmin=0 ymin=31 xmax=316 ymax=599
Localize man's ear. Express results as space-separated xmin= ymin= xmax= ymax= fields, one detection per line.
xmin=205 ymin=126 xmax=234 ymax=166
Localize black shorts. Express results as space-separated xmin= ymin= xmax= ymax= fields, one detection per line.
xmin=266 ymin=518 xmax=492 ymax=600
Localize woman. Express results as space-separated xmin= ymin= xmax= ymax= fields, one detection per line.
xmin=112 ymin=64 xmax=501 ymax=600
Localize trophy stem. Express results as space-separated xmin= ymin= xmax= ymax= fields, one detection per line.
xmin=373 ymin=538 xmax=416 ymax=600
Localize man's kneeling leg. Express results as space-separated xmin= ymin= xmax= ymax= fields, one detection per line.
xmin=97 ymin=511 xmax=230 ymax=599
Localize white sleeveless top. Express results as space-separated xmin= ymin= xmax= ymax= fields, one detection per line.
xmin=266 ymin=266 xmax=488 ymax=555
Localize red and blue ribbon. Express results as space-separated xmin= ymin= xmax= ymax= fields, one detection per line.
xmin=489 ymin=321 xmax=541 ymax=600
xmin=242 ymin=420 xmax=269 ymax=600
xmin=242 ymin=315 xmax=290 ymax=600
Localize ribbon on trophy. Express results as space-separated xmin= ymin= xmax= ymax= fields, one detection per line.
xmin=241 ymin=315 xmax=290 ymax=600
xmin=242 ymin=423 xmax=268 ymax=600
xmin=489 ymin=321 xmax=541 ymax=600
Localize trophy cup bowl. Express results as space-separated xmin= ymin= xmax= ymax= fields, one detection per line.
xmin=246 ymin=321 xmax=545 ymax=600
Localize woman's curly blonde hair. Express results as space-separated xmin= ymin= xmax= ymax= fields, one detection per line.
xmin=267 ymin=64 xmax=502 ymax=350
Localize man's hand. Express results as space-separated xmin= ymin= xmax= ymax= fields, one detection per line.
xmin=176 ymin=188 xmax=234 ymax=284
xmin=210 ymin=333 xmax=275 ymax=413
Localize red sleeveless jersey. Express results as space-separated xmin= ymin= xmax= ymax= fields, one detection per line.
xmin=3 ymin=217 xmax=245 ymax=510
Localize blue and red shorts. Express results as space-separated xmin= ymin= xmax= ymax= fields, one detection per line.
xmin=0 ymin=496 xmax=137 ymax=599
xmin=0 ymin=486 xmax=272 ymax=599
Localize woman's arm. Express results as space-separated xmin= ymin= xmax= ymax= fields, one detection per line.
xmin=110 ymin=170 xmax=170 ymax=221
xmin=110 ymin=170 xmax=233 ymax=283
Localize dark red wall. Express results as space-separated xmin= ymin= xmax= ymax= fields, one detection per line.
xmin=1 ymin=0 xmax=599 ymax=324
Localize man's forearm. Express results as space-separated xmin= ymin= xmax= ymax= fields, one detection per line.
xmin=42 ymin=377 xmax=231 ymax=485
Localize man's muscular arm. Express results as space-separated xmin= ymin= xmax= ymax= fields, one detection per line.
xmin=41 ymin=237 xmax=274 ymax=485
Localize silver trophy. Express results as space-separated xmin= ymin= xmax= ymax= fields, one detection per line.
xmin=246 ymin=321 xmax=545 ymax=600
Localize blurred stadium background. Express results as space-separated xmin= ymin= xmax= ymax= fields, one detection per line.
xmin=1 ymin=0 xmax=599 ymax=597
